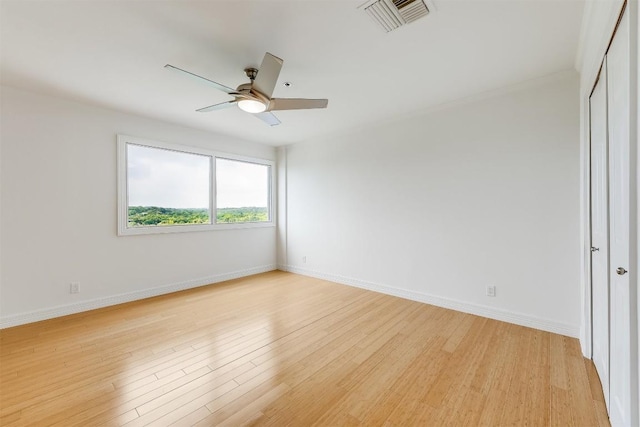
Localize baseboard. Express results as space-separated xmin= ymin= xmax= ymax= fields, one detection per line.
xmin=0 ymin=264 xmax=277 ymax=329
xmin=3 ymin=263 xmax=579 ymax=337
xmin=279 ymin=265 xmax=579 ymax=338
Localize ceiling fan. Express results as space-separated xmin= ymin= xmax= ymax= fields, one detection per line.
xmin=165 ymin=52 xmax=328 ymax=126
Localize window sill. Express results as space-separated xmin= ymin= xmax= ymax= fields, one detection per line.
xmin=117 ymin=221 xmax=275 ymax=236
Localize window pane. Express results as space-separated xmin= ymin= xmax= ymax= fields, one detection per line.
xmin=216 ymin=158 xmax=270 ymax=223
xmin=127 ymin=144 xmax=211 ymax=227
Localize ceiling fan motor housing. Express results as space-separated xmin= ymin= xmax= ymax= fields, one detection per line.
xmin=244 ymin=67 xmax=258 ymax=81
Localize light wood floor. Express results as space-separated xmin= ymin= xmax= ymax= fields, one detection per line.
xmin=1 ymin=271 xmax=609 ymax=426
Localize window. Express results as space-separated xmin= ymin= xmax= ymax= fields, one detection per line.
xmin=216 ymin=158 xmax=270 ymax=223
xmin=126 ymin=144 xmax=211 ymax=227
xmin=117 ymin=135 xmax=274 ymax=235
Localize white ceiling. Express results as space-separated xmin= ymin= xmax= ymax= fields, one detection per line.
xmin=0 ymin=0 xmax=585 ymax=146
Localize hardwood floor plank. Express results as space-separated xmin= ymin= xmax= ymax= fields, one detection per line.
xmin=566 ymin=351 xmax=601 ymax=426
xmin=134 ymin=362 xmax=251 ymax=417
xmin=551 ymin=385 xmax=576 ymax=426
xmin=261 ymin=351 xmax=358 ymax=426
xmin=550 ymin=332 xmax=570 ymax=389
xmin=124 ymin=379 xmax=238 ymax=427
xmin=167 ymin=405 xmax=211 ymax=427
xmin=47 ymin=368 xmax=202 ymax=426
xmin=584 ymin=359 xmax=610 ymax=426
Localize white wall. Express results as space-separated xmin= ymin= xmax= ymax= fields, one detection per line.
xmin=276 ymin=147 xmax=288 ymax=267
xmin=282 ymin=72 xmax=581 ymax=336
xmin=0 ymin=86 xmax=276 ymax=327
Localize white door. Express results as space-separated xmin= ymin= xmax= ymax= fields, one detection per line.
xmin=606 ymin=7 xmax=638 ymax=427
xmin=590 ymin=62 xmax=610 ymax=411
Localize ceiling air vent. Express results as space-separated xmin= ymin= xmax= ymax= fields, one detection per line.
xmin=393 ymin=0 xmax=429 ymax=23
xmin=362 ymin=0 xmax=430 ymax=33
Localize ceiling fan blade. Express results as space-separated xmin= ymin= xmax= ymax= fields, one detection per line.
xmin=253 ymin=111 xmax=281 ymax=126
xmin=253 ymin=53 xmax=283 ymax=99
xmin=269 ymin=98 xmax=328 ymax=111
xmin=165 ymin=64 xmax=237 ymax=95
xmin=196 ymin=100 xmax=237 ymax=112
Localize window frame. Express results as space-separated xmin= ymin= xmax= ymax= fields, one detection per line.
xmin=117 ymin=134 xmax=275 ymax=236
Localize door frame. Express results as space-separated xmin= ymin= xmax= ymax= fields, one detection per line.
xmin=579 ymin=0 xmax=638 ymax=424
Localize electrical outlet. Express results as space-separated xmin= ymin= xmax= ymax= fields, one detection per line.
xmin=486 ymin=285 xmax=496 ymax=297
xmin=70 ymin=283 xmax=80 ymax=294
xmin=302 ymin=256 xmax=307 ymax=264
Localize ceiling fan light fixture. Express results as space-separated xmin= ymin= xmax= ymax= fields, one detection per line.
xmin=238 ymin=99 xmax=267 ymax=113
